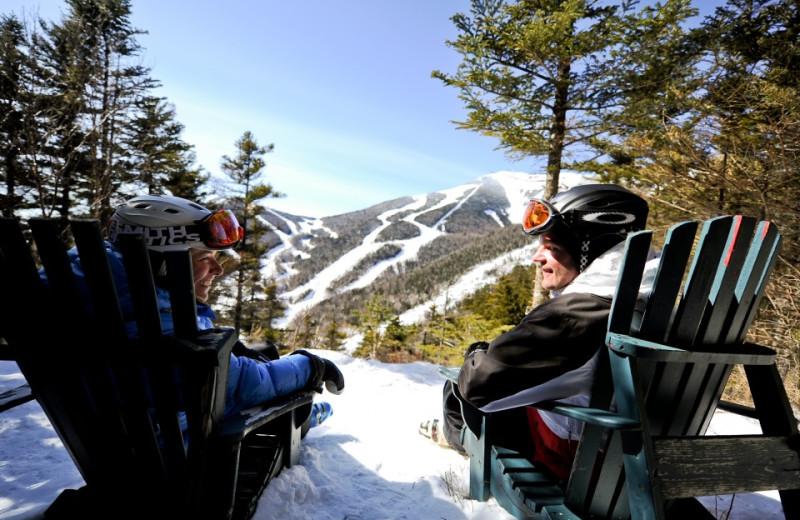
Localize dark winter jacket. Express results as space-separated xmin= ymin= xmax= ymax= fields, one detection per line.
xmin=458 ymin=241 xmax=659 ymax=440
xmin=458 ymin=292 xmax=611 ymax=408
xmin=46 ymin=242 xmax=315 ymax=417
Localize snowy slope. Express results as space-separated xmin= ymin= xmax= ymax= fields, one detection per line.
xmin=251 ymin=171 xmax=592 ymax=328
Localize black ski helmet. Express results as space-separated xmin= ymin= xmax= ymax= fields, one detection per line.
xmin=533 ymin=184 xmax=649 ymax=271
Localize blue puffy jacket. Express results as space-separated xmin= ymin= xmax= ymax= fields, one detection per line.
xmin=51 ymin=242 xmax=315 ymax=417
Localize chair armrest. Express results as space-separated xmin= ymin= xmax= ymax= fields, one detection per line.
xmin=436 ymin=366 xmax=639 ymax=430
xmin=0 ymin=383 xmax=34 ymax=413
xmin=536 ymin=401 xmax=641 ymax=430
xmin=438 ymin=366 xmax=460 ymax=382
xmin=177 ymin=327 xmax=238 ymax=358
xmin=606 ymin=333 xmax=776 ymax=365
xmin=439 ymin=366 xmax=639 ymax=430
xmin=214 ymin=390 xmax=315 ymax=443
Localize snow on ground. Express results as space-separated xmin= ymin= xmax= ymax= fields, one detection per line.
xmin=0 ymin=351 xmax=787 ymax=520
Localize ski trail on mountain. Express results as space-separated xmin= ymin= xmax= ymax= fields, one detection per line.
xmin=268 ymin=171 xmax=592 ymax=327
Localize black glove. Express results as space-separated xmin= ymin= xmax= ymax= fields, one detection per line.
xmin=290 ymin=350 xmax=345 ymax=395
xmin=464 ymin=341 xmax=489 ymax=359
xmin=257 ymin=340 xmax=281 ymax=361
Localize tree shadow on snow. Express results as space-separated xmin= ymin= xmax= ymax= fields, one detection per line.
xmin=0 ymin=400 xmax=84 ymax=520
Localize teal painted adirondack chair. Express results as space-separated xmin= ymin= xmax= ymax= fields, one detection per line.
xmin=0 ymin=218 xmax=314 ymax=520
xmin=441 ymin=215 xmax=799 ymax=520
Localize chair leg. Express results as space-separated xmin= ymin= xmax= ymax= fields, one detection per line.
xmin=286 ymin=403 xmax=311 ymax=467
xmin=464 ymin=415 xmax=492 ymax=501
xmin=203 ymin=441 xmax=240 ymax=520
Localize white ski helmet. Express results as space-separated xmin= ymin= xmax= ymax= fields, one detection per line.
xmin=107 ymin=194 xmax=243 ymax=252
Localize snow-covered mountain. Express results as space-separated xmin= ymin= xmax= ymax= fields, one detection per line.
xmin=247 ymin=171 xmax=592 ymax=331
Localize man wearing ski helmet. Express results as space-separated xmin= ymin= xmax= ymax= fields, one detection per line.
xmin=429 ymin=184 xmax=655 ymax=482
xmin=88 ymin=195 xmax=343 ymax=425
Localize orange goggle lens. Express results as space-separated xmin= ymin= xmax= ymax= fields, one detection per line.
xmin=522 ymin=199 xmax=557 ymax=235
xmin=203 ymin=209 xmax=243 ymax=248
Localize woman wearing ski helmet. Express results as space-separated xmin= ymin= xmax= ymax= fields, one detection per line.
xmin=107 ymin=194 xmax=244 ymax=294
xmin=89 ymin=195 xmax=344 ymax=420
xmin=436 ymin=184 xmax=655 ymax=482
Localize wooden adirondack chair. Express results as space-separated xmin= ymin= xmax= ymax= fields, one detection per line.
xmin=0 ymin=217 xmax=314 ymax=520
xmin=441 ymin=215 xmax=799 ymax=520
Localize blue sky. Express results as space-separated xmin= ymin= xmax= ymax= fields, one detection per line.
xmin=9 ymin=1 xmax=534 ymax=217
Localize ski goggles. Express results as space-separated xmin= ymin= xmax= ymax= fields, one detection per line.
xmin=195 ymin=209 xmax=243 ymax=249
xmin=521 ymin=199 xmax=560 ymax=236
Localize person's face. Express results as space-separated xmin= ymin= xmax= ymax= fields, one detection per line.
xmin=532 ymin=236 xmax=579 ymax=291
xmin=191 ymin=249 xmax=224 ymax=303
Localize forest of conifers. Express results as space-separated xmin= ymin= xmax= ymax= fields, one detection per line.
xmin=1 ymin=1 xmax=797 ymax=405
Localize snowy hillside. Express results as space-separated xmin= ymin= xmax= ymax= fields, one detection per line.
xmin=249 ymin=171 xmax=592 ymax=330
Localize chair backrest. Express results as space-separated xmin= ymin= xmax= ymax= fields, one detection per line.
xmin=563 ymin=216 xmax=783 ymax=519
xmin=0 ymin=217 xmax=237 ymax=512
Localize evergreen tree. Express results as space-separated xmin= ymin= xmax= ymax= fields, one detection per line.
xmin=3 ymin=2 xmax=207 ymax=222
xmin=10 ymin=9 xmax=90 ymax=221
xmin=291 ymin=312 xmax=319 ymax=350
xmin=462 ymin=264 xmax=535 ymax=325
xmin=320 ymin=314 xmax=347 ymax=351
xmin=602 ymin=0 xmax=800 ymax=376
xmin=352 ymin=295 xmax=394 ymax=359
xmin=606 ymin=0 xmax=799 ymax=261
xmin=434 ymin=0 xmax=695 ymax=305
xmin=45 ymin=0 xmax=158 ymax=222
xmin=219 ymin=130 xmax=283 ymax=335
xmin=123 ymin=95 xmax=208 ymax=201
xmin=0 ymin=14 xmax=29 ymax=217
xmin=380 ymin=317 xmax=414 ymax=362
xmin=257 ymin=279 xmax=287 ymax=344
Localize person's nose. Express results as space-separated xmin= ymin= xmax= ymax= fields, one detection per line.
xmin=210 ymin=257 xmax=224 ymax=275
xmin=532 ymin=245 xmax=546 ymax=264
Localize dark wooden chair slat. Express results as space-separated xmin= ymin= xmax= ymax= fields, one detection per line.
xmin=62 ymin=219 xmax=167 ymax=478
xmin=606 ymin=230 xmax=653 ymax=337
xmin=0 ymin=218 xmax=104 ymax=480
xmin=165 ymin=250 xmax=199 ymax=338
xmin=636 ymin=220 xmax=698 ymax=343
xmin=699 ymin=216 xmax=756 ymax=344
xmin=668 ymin=216 xmax=733 ymax=347
xmin=726 ymin=221 xmax=782 ymax=344
xmin=70 ymin=219 xmax=128 ymax=343
xmin=118 ymin=233 xmax=164 ymax=340
xmin=0 ymin=218 xmax=53 ymax=344
xmin=29 ymin=219 xmax=92 ymax=328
